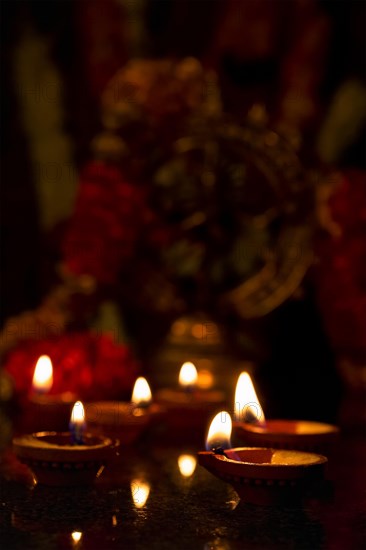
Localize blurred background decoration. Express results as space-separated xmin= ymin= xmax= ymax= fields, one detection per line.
xmin=1 ymin=0 xmax=365 ymax=423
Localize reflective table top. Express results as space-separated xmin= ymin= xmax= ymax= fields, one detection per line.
xmin=1 ymin=432 xmax=365 ymax=550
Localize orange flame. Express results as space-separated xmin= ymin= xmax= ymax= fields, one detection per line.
xmin=32 ymin=355 xmax=53 ymax=393
xmin=179 ymin=362 xmax=198 ymax=388
xmin=206 ymin=411 xmax=232 ymax=451
xmin=70 ymin=401 xmax=85 ymax=425
xmin=131 ymin=377 xmax=152 ymax=407
xmin=234 ymin=372 xmax=265 ymax=423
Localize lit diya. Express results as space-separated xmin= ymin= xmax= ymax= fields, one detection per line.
xmin=23 ymin=356 xmax=77 ymax=433
xmin=155 ymin=362 xmax=226 ymax=440
xmin=198 ymin=411 xmax=328 ymax=505
xmin=13 ymin=401 xmax=115 ymax=486
xmin=232 ymin=372 xmax=339 ymax=452
xmin=85 ymin=377 xmax=163 ymax=445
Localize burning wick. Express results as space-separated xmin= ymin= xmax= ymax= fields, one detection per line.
xmin=32 ymin=355 xmax=53 ymax=394
xmin=234 ymin=372 xmax=265 ymax=424
xmin=206 ymin=411 xmax=242 ymax=461
xmin=179 ymin=362 xmax=198 ymax=393
xmin=212 ymin=446 xmax=227 ymax=457
xmin=131 ymin=377 xmax=152 ymax=410
xmin=69 ymin=401 xmax=86 ymax=445
xmin=206 ymin=411 xmax=232 ymax=452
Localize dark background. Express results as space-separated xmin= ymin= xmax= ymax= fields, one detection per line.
xmin=1 ymin=0 xmax=365 ymax=422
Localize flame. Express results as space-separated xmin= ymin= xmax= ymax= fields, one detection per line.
xmin=71 ymin=532 xmax=82 ymax=544
xmin=191 ymin=323 xmax=204 ymax=339
xmin=206 ymin=411 xmax=232 ymax=451
xmin=131 ymin=479 xmax=150 ymax=508
xmin=178 ymin=454 xmax=197 ymax=477
xmin=197 ymin=369 xmax=214 ymax=389
xmin=131 ymin=377 xmax=152 ymax=406
xmin=70 ymin=401 xmax=85 ymax=425
xmin=32 ymin=355 xmax=53 ymax=393
xmin=234 ymin=372 xmax=265 ymax=423
xmin=179 ymin=362 xmax=198 ymax=388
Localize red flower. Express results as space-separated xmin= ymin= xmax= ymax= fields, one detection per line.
xmin=314 ymin=170 xmax=366 ymax=355
xmin=4 ymin=331 xmax=139 ymax=401
xmin=63 ymin=161 xmax=145 ymax=285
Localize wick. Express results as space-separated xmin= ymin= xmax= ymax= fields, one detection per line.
xmin=132 ymin=401 xmax=150 ymax=416
xmin=135 ymin=401 xmax=150 ymax=410
xmin=31 ymin=387 xmax=48 ymax=398
xmin=212 ymin=446 xmax=227 ymax=457
xmin=184 ymin=384 xmax=194 ymax=395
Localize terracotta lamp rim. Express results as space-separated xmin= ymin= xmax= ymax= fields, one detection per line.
xmin=29 ymin=392 xmax=77 ymax=404
xmin=85 ymin=401 xmax=163 ymax=426
xmin=12 ymin=431 xmax=115 ymax=486
xmin=13 ymin=432 xmax=115 ymax=464
xmin=199 ymin=447 xmax=327 ymax=470
xmin=234 ymin=419 xmax=339 ymax=436
xmin=219 ymin=453 xmax=326 ymax=468
xmin=13 ymin=431 xmax=112 ymax=451
xmin=198 ymin=447 xmax=328 ymax=505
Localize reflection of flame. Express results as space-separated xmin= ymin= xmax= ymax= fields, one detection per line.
xmin=71 ymin=532 xmax=82 ymax=544
xmin=234 ymin=372 xmax=265 ymax=423
xmin=131 ymin=479 xmax=150 ymax=508
xmin=178 ymin=454 xmax=197 ymax=477
xmin=32 ymin=355 xmax=53 ymax=393
xmin=179 ymin=362 xmax=198 ymax=388
xmin=131 ymin=377 xmax=152 ymax=406
xmin=70 ymin=401 xmax=85 ymax=425
xmin=206 ymin=411 xmax=232 ymax=451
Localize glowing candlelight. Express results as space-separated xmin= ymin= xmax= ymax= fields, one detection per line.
xmin=197 ymin=369 xmax=214 ymax=390
xmin=28 ymin=357 xmax=76 ymax=433
xmin=178 ymin=454 xmax=197 ymax=477
xmin=131 ymin=479 xmax=151 ymax=508
xmin=154 ymin=360 xmax=225 ymax=441
xmin=69 ymin=401 xmax=86 ymax=445
xmin=234 ymin=372 xmax=265 ymax=424
xmin=131 ymin=377 xmax=152 ymax=408
xmin=232 ymin=373 xmax=339 ymax=452
xmin=206 ymin=411 xmax=232 ymax=451
xmin=179 ymin=362 xmax=198 ymax=391
xmin=32 ymin=355 xmax=53 ymax=394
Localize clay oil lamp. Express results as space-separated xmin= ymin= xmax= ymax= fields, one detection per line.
xmin=13 ymin=401 xmax=115 ymax=486
xmin=23 ymin=355 xmax=77 ymax=432
xmin=155 ymin=362 xmax=226 ymax=440
xmin=198 ymin=411 xmax=328 ymax=505
xmin=85 ymin=377 xmax=162 ymax=445
xmin=232 ymin=372 xmax=339 ymax=453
